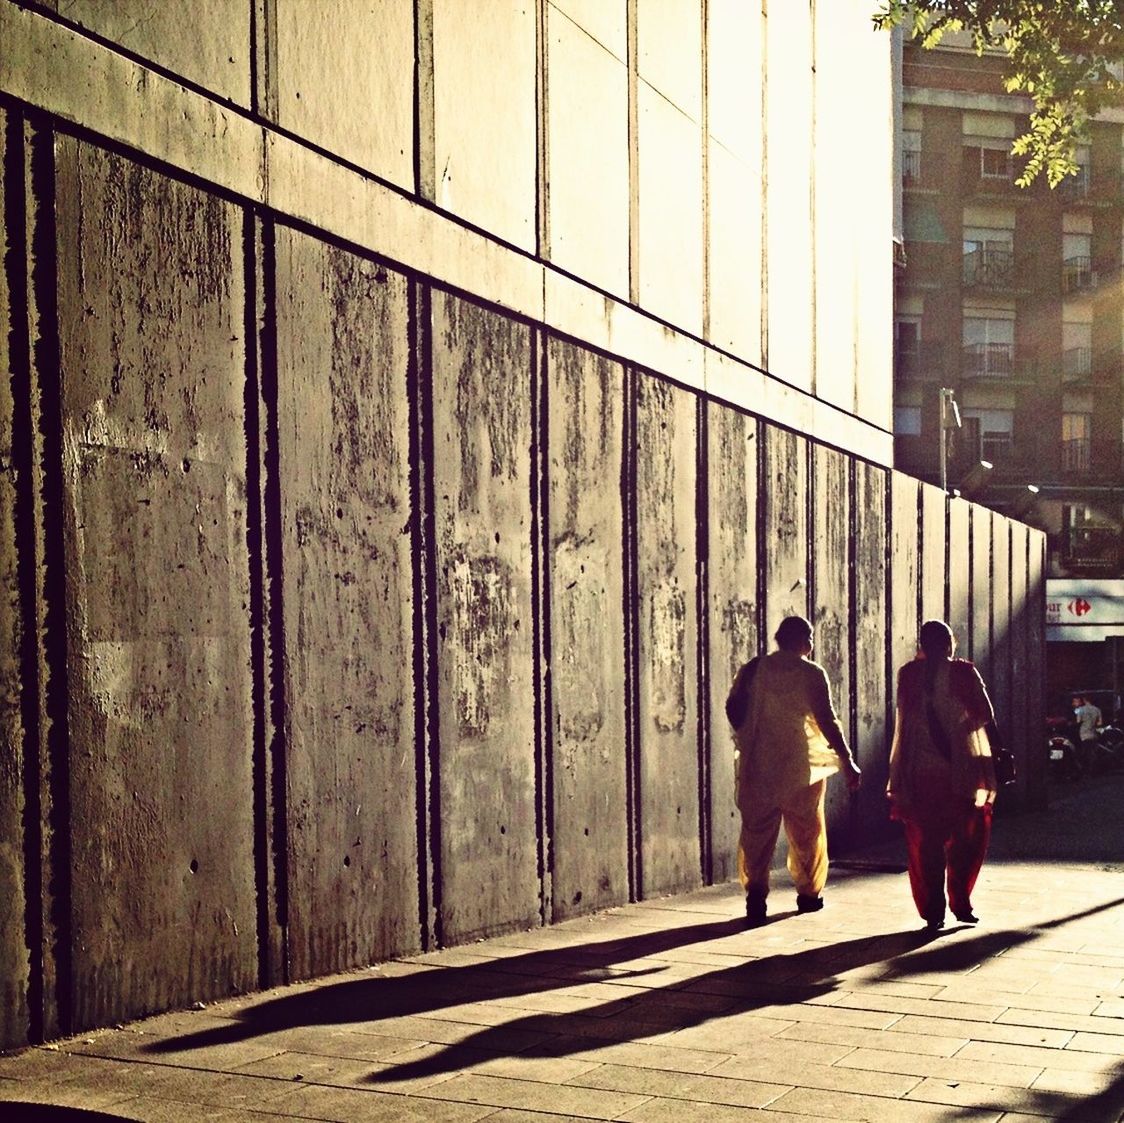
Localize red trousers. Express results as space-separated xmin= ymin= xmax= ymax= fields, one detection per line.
xmin=901 ymin=801 xmax=992 ymax=922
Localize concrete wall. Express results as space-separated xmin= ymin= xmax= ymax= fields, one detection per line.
xmin=0 ymin=1 xmax=1046 ymax=1047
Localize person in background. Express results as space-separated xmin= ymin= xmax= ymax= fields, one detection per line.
xmin=887 ymin=620 xmax=997 ymax=931
xmin=726 ymin=615 xmax=862 ymax=928
xmin=1073 ymin=693 xmax=1103 ymax=775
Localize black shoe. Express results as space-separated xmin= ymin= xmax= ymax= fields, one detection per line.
xmin=924 ymin=915 xmax=945 ymax=932
xmin=953 ymin=910 xmax=979 ymax=924
xmin=745 ymin=890 xmax=767 ymax=927
xmin=796 ymin=894 xmax=824 ymax=914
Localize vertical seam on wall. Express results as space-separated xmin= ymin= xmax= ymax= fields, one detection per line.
xmin=253 ymin=0 xmax=278 ymax=124
xmin=808 ymin=0 xmax=816 ymax=399
xmin=847 ymin=460 xmax=859 ymax=770
xmin=28 ymin=117 xmax=72 ymax=1037
xmin=966 ymin=507 xmax=974 ymax=661
xmin=915 ymin=482 xmax=923 ymax=632
xmin=243 ymin=210 xmax=272 ymax=990
xmin=409 ymin=280 xmax=441 ymax=950
xmin=531 ymin=326 xmax=554 ymax=926
xmin=943 ymin=492 xmax=951 ymax=623
xmin=805 ymin=441 xmax=816 ymax=617
xmin=257 ymin=218 xmax=290 ymax=980
xmin=755 ymin=421 xmax=767 ymax=652
xmin=759 ymin=0 xmax=768 ymax=367
xmin=535 ymin=0 xmax=550 ymax=262
xmin=622 ymin=364 xmax=640 ymax=900
xmin=882 ymin=473 xmax=893 ymax=782
xmin=700 ymin=0 xmax=710 ymax=343
xmin=414 ymin=0 xmax=436 ymax=203
xmin=695 ymin=396 xmax=711 ymax=884
xmin=627 ymin=0 xmax=640 ymax=307
xmin=7 ymin=106 xmax=42 ymax=1046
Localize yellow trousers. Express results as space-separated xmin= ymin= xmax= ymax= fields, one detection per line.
xmin=737 ymin=779 xmax=828 ymax=898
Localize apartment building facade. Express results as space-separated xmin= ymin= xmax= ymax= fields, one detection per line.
xmin=894 ymin=36 xmax=1124 ymax=704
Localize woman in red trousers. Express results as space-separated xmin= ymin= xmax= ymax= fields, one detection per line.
xmin=887 ymin=620 xmax=998 ymax=931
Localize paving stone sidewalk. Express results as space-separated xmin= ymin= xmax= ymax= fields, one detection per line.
xmin=2 ymin=776 xmax=1123 ymax=1122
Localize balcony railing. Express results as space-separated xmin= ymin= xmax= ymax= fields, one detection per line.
xmin=1062 ymin=256 xmax=1096 ymax=294
xmin=1063 ymin=346 xmax=1093 ymax=381
xmin=963 ymin=247 xmax=1015 ymax=288
xmin=895 ymin=340 xmax=945 ymax=380
xmin=1062 ymin=437 xmax=1092 ymax=473
xmin=902 ymin=148 xmax=922 ymax=185
xmin=961 ymin=342 xmax=1014 ymax=378
xmin=1063 ymin=525 xmax=1121 ymax=573
xmin=1057 ymin=165 xmax=1091 ymax=201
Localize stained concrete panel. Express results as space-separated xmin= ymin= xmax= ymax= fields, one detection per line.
xmin=706 ymin=0 xmax=759 ymax=160
xmin=637 ymin=0 xmax=702 ymax=123
xmin=889 ymin=472 xmax=920 ymax=676
xmin=431 ymin=291 xmax=537 ymax=942
xmin=546 ymin=4 xmax=629 ymax=298
xmin=812 ymin=446 xmax=851 ymax=831
xmin=636 ymin=375 xmax=698 ymax=897
xmin=0 ymin=106 xmax=29 ymax=1050
xmin=1008 ymin=521 xmax=1029 ymax=807
xmin=706 ymin=404 xmax=757 ymax=882
xmin=273 ymin=0 xmax=414 ymax=190
xmin=854 ymin=462 xmax=889 ymax=823
xmin=432 ymin=0 xmax=537 ymax=252
xmin=989 ymin=513 xmax=1011 ymax=756
xmin=948 ymin=497 xmax=971 ymax=653
xmin=971 ymin=505 xmax=992 ymax=676
xmin=761 ymin=424 xmax=808 ymax=629
xmin=638 ymin=81 xmax=704 ymax=335
xmin=55 ymin=140 xmax=255 ymax=1028
xmin=707 ymin=141 xmax=762 ymax=362
xmin=919 ymin=483 xmax=946 ymax=625
xmin=273 ymin=231 xmax=420 ymax=978
xmin=816 ymin=0 xmax=894 ymax=429
xmin=55 ymin=0 xmax=251 ymax=106
xmin=1025 ymin=530 xmax=1046 ymax=808
xmin=764 ymin=0 xmax=813 ymax=390
xmin=547 ymin=338 xmax=627 ymax=919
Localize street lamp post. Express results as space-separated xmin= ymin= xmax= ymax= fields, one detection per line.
xmin=939 ymin=387 xmax=961 ymax=494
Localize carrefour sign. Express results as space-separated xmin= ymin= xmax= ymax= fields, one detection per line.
xmin=1047 ymin=579 xmax=1124 ymax=641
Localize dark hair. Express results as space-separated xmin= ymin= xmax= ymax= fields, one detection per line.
xmin=775 ymin=615 xmax=813 ymax=652
xmin=919 ymin=619 xmax=953 ymax=692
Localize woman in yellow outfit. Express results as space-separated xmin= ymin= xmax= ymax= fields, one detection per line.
xmin=727 ymin=616 xmax=862 ymax=926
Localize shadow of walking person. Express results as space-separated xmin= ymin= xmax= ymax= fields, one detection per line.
xmin=142 ymin=915 xmax=751 ymax=1055
xmin=368 ymin=926 xmax=934 ymax=1085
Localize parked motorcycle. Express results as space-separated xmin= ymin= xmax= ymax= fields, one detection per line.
xmin=1047 ymin=717 xmax=1081 ymax=782
xmin=1046 ymin=713 xmax=1124 ymax=780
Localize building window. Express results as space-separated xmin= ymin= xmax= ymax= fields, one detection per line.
xmin=1062 ymin=232 xmax=1094 ymax=293
xmin=963 ymin=227 xmax=1013 ymax=286
xmin=903 ymin=129 xmax=921 ymax=185
xmin=960 ymin=408 xmax=1013 ymax=464
xmin=894 ymin=406 xmax=922 ymax=436
xmin=1062 ymin=413 xmax=1092 ymax=472
xmin=1059 ymin=146 xmax=1092 ymax=199
xmin=1062 ymin=319 xmax=1093 ymax=381
xmin=962 ymin=315 xmax=1014 ymax=376
xmin=980 ymin=146 xmax=1012 ymax=180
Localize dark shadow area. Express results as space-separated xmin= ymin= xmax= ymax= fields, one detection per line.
xmin=987 ymin=771 xmax=1124 ymax=866
xmin=1052 ymin=1061 xmax=1124 ymax=1123
xmin=367 ymin=926 xmax=935 ymax=1084
xmin=142 ymin=914 xmax=751 ymax=1054
xmin=0 ymin=1106 xmax=137 ymax=1122
xmin=361 ymin=896 xmax=1124 ymax=1092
